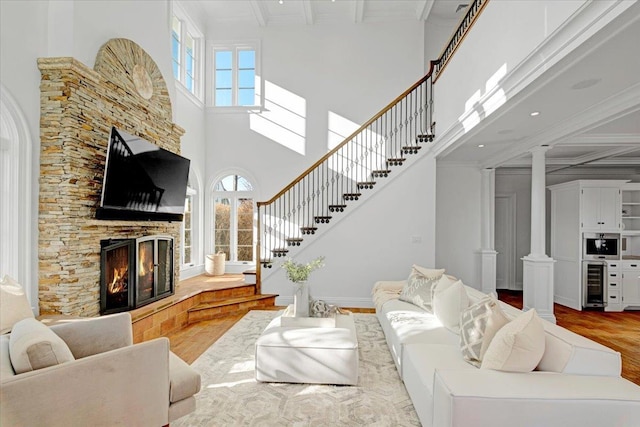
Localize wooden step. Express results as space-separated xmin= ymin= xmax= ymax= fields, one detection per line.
xmin=271 ymin=248 xmax=289 ymax=257
xmin=372 ymin=169 xmax=391 ymax=178
xmin=286 ymin=237 xmax=303 ymax=246
xmin=314 ymin=216 xmax=332 ymax=224
xmin=387 ymin=158 xmax=406 ymax=166
xmin=197 ymin=283 xmax=256 ymax=303
xmin=301 ymin=226 xmax=318 ymax=235
xmin=187 ymin=294 xmax=278 ymax=323
xmin=402 ymin=145 xmax=421 ymax=154
xmin=243 ymin=269 xmax=256 ymax=285
xmin=329 ymin=204 xmax=347 ymax=212
xmin=356 ymin=181 xmax=376 ymax=190
xmin=343 ymin=193 xmax=361 ymax=201
xmin=418 ymin=133 xmax=434 ymax=142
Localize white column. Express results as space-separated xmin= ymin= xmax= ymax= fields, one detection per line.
xmin=522 ymin=146 xmax=556 ymax=323
xmin=479 ymin=168 xmax=497 ymax=295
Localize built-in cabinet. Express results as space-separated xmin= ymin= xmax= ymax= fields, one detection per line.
xmin=622 ymin=184 xmax=640 ymax=234
xmin=548 ymin=180 xmax=628 ymax=311
xmin=622 ymin=260 xmax=640 ymax=309
xmin=581 ymin=187 xmax=622 ymax=231
xmin=605 ymin=261 xmax=622 ymax=312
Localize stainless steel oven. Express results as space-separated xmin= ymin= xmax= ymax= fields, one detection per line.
xmin=582 ymin=261 xmax=607 ymax=308
xmin=583 ymin=233 xmax=620 ymax=260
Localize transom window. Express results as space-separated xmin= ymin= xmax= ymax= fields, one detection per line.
xmin=213 ymin=175 xmax=255 ymax=263
xmin=213 ymin=45 xmax=259 ymax=107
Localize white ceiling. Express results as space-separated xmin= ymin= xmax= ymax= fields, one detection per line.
xmin=188 ymin=0 xmax=640 ymax=171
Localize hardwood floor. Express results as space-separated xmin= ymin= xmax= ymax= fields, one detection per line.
xmin=167 ymin=294 xmax=640 ymax=386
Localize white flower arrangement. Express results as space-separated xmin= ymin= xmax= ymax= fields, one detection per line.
xmin=282 ymin=256 xmax=325 ymax=283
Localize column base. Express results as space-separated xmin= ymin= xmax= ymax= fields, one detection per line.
xmin=478 ymin=249 xmax=497 ymax=295
xmin=522 ymin=255 xmax=557 ymax=324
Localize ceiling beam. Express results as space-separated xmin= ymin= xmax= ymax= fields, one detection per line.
xmin=302 ymin=0 xmax=314 ymax=25
xmin=416 ymin=0 xmax=436 ymax=21
xmin=249 ymin=0 xmax=267 ymax=27
xmin=353 ymin=0 xmax=365 ymax=23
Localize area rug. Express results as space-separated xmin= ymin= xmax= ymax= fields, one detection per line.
xmin=173 ymin=310 xmax=420 ymax=426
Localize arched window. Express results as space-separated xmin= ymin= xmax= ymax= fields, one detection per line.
xmin=213 ymin=174 xmax=255 ymax=264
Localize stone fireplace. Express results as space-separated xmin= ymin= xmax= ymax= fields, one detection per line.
xmin=38 ymin=39 xmax=185 ymax=317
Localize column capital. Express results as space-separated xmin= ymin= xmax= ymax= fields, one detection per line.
xmin=529 ymin=145 xmax=551 ymax=155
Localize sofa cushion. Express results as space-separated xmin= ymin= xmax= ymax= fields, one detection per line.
xmin=481 ymin=309 xmax=545 ymax=372
xmin=0 ymin=275 xmax=34 ymax=335
xmin=1 ymin=335 xmax=14 ymax=377
xmin=9 ymin=318 xmax=75 ymax=374
xmin=459 ymin=296 xmax=510 ymax=367
xmin=398 ymin=266 xmax=445 ymax=310
xmin=433 ymin=280 xmax=469 ymax=333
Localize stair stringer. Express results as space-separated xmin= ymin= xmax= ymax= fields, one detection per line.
xmin=261 ymin=149 xmax=437 ymax=308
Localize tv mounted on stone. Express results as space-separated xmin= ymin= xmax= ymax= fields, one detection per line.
xmin=97 ymin=126 xmax=190 ymax=222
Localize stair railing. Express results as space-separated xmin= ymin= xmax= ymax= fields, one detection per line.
xmin=255 ymin=0 xmax=489 ymax=290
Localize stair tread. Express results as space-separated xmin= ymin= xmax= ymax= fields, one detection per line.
xmin=190 ymin=294 xmax=278 ymax=311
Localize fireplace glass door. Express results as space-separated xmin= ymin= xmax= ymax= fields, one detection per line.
xmin=100 ymin=239 xmax=135 ymax=314
xmin=135 ymin=236 xmax=174 ymax=307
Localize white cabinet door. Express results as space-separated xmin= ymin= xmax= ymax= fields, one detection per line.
xmin=581 ymin=187 xmax=621 ymax=231
xmin=581 ymin=188 xmax=601 ymax=230
xmin=599 ymin=187 xmax=620 ymax=230
xmin=622 ymin=268 xmax=640 ymax=307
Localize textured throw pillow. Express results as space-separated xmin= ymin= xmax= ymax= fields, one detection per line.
xmin=398 ymin=265 xmax=445 ymax=310
xmin=1 ymin=275 xmax=35 ymax=335
xmin=9 ymin=317 xmax=75 ymax=374
xmin=481 ymin=309 xmax=545 ymax=372
xmin=459 ymin=296 xmax=510 ymax=367
xmin=433 ymin=280 xmax=469 ymax=332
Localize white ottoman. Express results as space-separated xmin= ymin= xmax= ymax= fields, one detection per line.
xmin=255 ymin=314 xmax=359 ymax=385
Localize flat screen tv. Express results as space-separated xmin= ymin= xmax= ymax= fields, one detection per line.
xmin=97 ymin=127 xmax=190 ymax=222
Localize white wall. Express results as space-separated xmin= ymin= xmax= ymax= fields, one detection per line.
xmin=435 ymin=164 xmax=483 ymax=288
xmin=263 ymin=153 xmax=437 ymax=308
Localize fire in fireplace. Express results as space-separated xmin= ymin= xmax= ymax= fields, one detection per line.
xmin=100 ymin=235 xmax=174 ymax=314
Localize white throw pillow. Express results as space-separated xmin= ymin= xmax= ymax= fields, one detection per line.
xmin=459 ymin=296 xmax=510 ymax=367
xmin=398 ymin=265 xmax=445 ymax=310
xmin=480 ymin=309 xmax=545 ymax=372
xmin=433 ymin=280 xmax=469 ymax=332
xmin=9 ymin=317 xmax=75 ymax=374
xmin=1 ymin=275 xmax=35 ymax=335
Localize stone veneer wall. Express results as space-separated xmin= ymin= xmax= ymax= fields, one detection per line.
xmin=38 ymin=39 xmax=185 ymax=316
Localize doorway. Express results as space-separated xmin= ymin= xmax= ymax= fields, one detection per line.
xmin=495 ymin=194 xmax=517 ymax=290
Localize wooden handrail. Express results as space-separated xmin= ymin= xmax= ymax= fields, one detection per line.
xmin=257 ymin=58 xmax=441 ymax=208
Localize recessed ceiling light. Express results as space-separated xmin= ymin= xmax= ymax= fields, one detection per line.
xmin=478 ymin=144 xmax=485 ymax=148
xmin=530 ymin=111 xmax=540 ymax=117
xmin=571 ymin=78 xmax=601 ymax=90
xmin=278 ymin=0 xmax=284 ymax=4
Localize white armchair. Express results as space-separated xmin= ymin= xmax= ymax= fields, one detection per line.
xmin=0 ymin=312 xmax=201 ymax=427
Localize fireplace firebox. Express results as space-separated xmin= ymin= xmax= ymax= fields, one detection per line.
xmin=100 ymin=235 xmax=174 ymax=314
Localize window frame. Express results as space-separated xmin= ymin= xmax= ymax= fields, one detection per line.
xmin=209 ymin=41 xmax=262 ymax=111
xmin=172 ymin=3 xmax=204 ymax=102
xmin=212 ymin=174 xmax=256 ymax=266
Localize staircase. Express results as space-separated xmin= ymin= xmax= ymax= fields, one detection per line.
xmin=257 ymin=73 xmax=436 ymax=273
xmin=187 ymin=282 xmax=277 ymax=323
xmin=255 ymin=0 xmax=488 ymax=286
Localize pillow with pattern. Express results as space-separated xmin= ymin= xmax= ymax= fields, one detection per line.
xmin=398 ymin=265 xmax=445 ymax=310
xmin=459 ymin=296 xmax=510 ymax=367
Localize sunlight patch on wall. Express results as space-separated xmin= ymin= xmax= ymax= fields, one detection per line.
xmin=327 ymin=111 xmax=385 ymax=182
xmin=459 ymin=63 xmax=508 ymax=133
xmin=250 ymin=79 xmax=306 ymax=154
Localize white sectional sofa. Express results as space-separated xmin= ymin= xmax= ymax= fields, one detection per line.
xmin=373 ymin=269 xmax=640 ymax=427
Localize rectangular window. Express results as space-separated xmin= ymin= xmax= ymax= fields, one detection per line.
xmin=185 ymin=33 xmax=195 ymax=93
xmin=237 ymin=198 xmax=254 ymax=261
xmin=213 ymin=45 xmax=258 ymax=107
xmin=171 ymin=16 xmax=181 ymax=80
xmin=214 ymin=197 xmax=231 ymax=261
xmin=182 ymin=195 xmax=193 ymax=265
